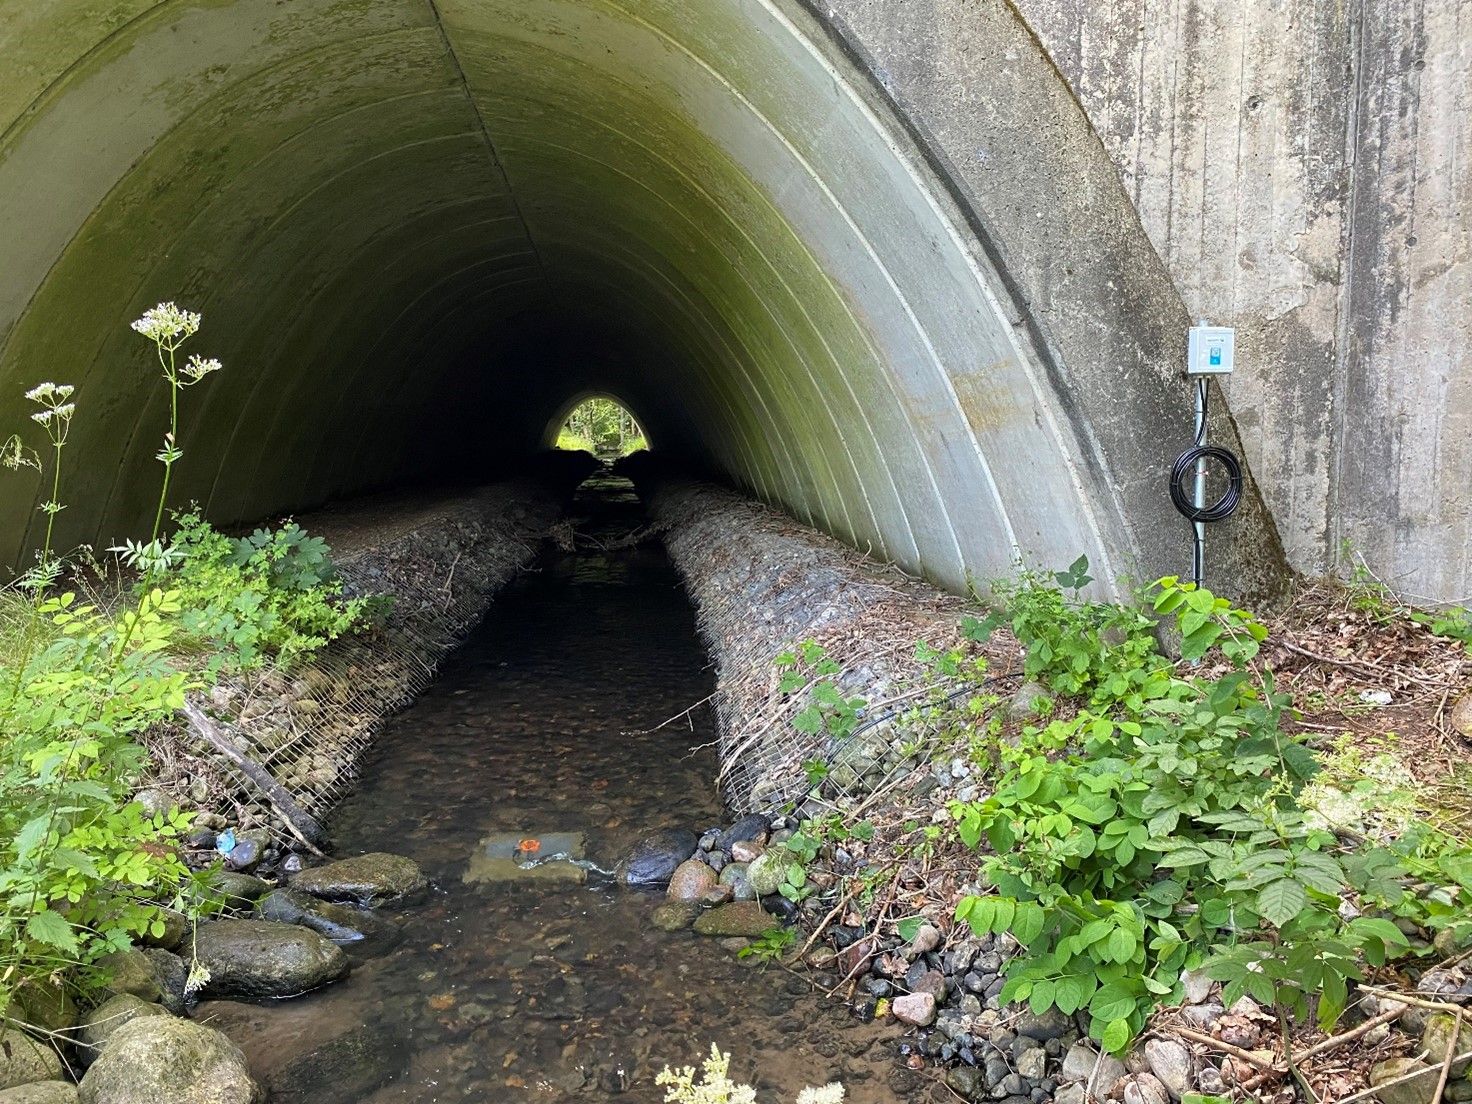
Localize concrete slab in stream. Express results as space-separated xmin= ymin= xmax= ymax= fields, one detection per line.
xmin=464 ymin=831 xmax=587 ymax=885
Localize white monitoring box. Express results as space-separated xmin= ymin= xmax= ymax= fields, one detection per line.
xmin=1187 ymin=325 xmax=1235 ymax=375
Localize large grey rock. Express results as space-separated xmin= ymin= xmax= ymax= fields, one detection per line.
xmin=77 ymin=995 xmax=169 ymax=1068
xmin=192 ymin=919 xmax=349 ymax=999
xmin=10 ymin=982 xmax=77 ymax=1034
xmin=208 ymin=872 xmax=272 ymax=906
xmin=290 ymin=853 xmax=426 ymax=907
xmin=77 ymin=1016 xmax=262 ymax=1104
xmin=99 ymin=949 xmax=186 ymax=1014
xmin=190 ymin=1000 xmax=407 ymax=1104
xmin=650 ymin=901 xmax=702 ymax=931
xmin=0 ymin=1084 xmax=78 ymax=1104
xmin=0 ymin=1027 xmax=62 ymax=1090
xmin=615 ymin=829 xmax=698 ymax=887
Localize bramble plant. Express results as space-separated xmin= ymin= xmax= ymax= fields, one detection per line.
xmin=949 ymin=563 xmax=1464 ymax=1054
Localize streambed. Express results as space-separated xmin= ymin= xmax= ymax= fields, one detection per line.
xmin=199 ymin=483 xmax=909 ymax=1102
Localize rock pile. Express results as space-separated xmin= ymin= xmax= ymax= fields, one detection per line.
xmin=621 ymin=814 xmax=809 ymax=939
xmin=0 ymin=852 xmax=425 ymax=1104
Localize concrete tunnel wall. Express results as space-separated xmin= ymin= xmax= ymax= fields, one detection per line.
xmin=0 ymin=0 xmax=1289 ymax=598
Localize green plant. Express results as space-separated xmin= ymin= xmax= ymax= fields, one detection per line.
xmin=776 ymin=641 xmax=866 ymax=743
xmin=950 ymin=565 xmax=1435 ymax=1054
xmin=0 ymin=588 xmax=211 ymax=1006
xmin=967 ymin=557 xmax=1159 ymax=700
xmin=737 ymin=926 xmax=796 ymax=963
xmin=161 ymin=511 xmax=371 ymax=671
xmin=114 ymin=302 xmax=221 ymax=574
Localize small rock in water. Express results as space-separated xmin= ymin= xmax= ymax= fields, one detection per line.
xmin=651 ymin=901 xmax=702 ymax=932
xmin=191 ymin=918 xmax=349 ymax=1000
xmin=291 ymin=852 xmax=427 ymax=908
xmin=257 ymin=887 xmax=381 ymax=944
xmin=666 ymin=860 xmax=718 ymax=902
xmin=892 ymin=992 xmax=937 ymax=1027
xmin=616 ymin=829 xmax=698 ymax=887
xmin=702 ymin=885 xmax=734 ymax=905
xmin=692 ymin=902 xmax=778 ymax=938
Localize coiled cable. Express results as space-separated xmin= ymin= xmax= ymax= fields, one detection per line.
xmin=1170 ymin=379 xmax=1243 ymax=523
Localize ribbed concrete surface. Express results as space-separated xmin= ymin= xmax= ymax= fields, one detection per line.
xmin=0 ymin=0 xmax=1282 ymax=598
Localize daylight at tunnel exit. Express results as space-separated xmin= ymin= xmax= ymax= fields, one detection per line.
xmin=0 ymin=2 xmax=1469 ymax=1103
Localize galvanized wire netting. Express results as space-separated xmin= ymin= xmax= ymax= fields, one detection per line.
xmin=143 ymin=481 xmax=563 ymax=840
xmin=645 ymin=479 xmax=973 ymax=816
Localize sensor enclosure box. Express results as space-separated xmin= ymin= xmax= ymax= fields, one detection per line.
xmin=1187 ymin=325 xmax=1235 ymax=376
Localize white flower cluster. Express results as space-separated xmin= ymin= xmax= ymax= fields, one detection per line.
xmin=181 ymin=354 xmax=223 ymax=384
xmin=655 ymin=1046 xmax=844 ymax=1104
xmin=22 ymin=381 xmax=77 ymax=440
xmin=24 ymin=381 xmax=74 ymax=404
xmin=130 ymin=301 xmax=202 ymax=345
xmin=795 ymin=1086 xmax=845 ymax=1104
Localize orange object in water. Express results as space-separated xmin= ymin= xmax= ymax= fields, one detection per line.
xmin=519 ymin=838 xmax=541 ymax=853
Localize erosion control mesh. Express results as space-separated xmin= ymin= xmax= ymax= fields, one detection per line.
xmin=144 ymin=478 xmax=569 ymax=843
xmin=643 ymin=477 xmax=975 ymax=816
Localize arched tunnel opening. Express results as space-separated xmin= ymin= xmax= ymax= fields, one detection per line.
xmin=10 ymin=3 xmax=1403 ymax=1102
xmin=0 ymin=0 xmax=1165 ymax=598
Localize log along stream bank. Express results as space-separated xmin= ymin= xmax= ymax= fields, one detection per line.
xmin=197 ymin=481 xmax=901 ymax=1102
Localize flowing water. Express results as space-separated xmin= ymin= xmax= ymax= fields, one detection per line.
xmin=198 ymin=480 xmax=908 ymax=1103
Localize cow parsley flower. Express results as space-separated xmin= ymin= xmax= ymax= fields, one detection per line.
xmin=795 ymin=1088 xmax=845 ymax=1104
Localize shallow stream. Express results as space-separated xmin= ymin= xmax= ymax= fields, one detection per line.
xmin=199 ymin=481 xmax=906 ymax=1102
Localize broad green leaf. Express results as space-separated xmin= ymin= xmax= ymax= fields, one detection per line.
xmin=1256 ymin=878 xmax=1308 ymax=928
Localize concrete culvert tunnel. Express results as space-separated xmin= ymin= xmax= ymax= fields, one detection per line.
xmin=1 ymin=0 xmax=1293 ymax=597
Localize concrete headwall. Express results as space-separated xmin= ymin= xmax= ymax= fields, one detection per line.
xmin=1000 ymin=0 xmax=1470 ymax=602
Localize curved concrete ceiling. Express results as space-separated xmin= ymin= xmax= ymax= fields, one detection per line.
xmin=2 ymin=0 xmax=1181 ymax=593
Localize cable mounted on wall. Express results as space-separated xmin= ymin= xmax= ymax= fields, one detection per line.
xmin=1171 ymin=323 xmax=1244 ymax=588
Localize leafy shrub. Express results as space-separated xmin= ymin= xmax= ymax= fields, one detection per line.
xmin=0 ymin=589 xmax=210 ymax=1004
xmin=162 ymin=511 xmax=371 ymax=671
xmin=952 ymin=567 xmax=1468 ymax=1053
